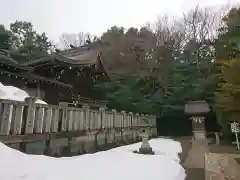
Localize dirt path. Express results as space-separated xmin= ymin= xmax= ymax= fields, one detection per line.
xmin=183 ymin=140 xmax=208 ymax=180
xmin=185 ymin=168 xmax=205 ymax=180
xmin=173 ymin=137 xmax=205 ymax=180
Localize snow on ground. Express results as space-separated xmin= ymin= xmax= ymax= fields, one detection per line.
xmin=0 ymin=138 xmax=186 ymax=180
xmin=0 ymin=83 xmax=47 ymax=104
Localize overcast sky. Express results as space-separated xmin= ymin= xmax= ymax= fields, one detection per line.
xmin=0 ymin=0 xmax=239 ymax=43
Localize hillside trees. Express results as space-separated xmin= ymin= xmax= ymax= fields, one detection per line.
xmin=4 ymin=21 xmax=53 ymax=62
xmin=0 ymin=25 xmax=10 ymax=50
xmin=92 ymin=6 xmax=221 ymax=115
xmin=213 ymin=7 xmax=240 ymax=136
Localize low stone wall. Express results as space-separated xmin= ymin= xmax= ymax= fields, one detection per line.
xmin=6 ymin=130 xmax=158 ymax=157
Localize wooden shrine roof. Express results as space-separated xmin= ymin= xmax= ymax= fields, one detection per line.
xmin=0 ymin=49 xmax=72 ymax=88
xmin=22 ymin=43 xmax=102 ymax=68
xmin=21 ymin=43 xmax=109 ymax=80
xmin=0 ymin=42 xmax=109 ymax=88
xmin=59 ymin=43 xmax=100 ymax=65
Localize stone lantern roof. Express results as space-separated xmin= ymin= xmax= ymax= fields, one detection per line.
xmin=184 ymin=100 xmax=210 ymax=115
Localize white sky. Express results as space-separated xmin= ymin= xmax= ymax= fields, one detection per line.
xmin=0 ymin=0 xmax=239 ymax=43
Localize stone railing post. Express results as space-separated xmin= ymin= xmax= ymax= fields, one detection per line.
xmin=135 ymin=113 xmax=139 ymax=127
xmin=25 ymin=97 xmax=37 ymax=134
xmin=83 ymin=104 xmax=90 ymax=130
xmin=145 ymin=114 xmax=149 ymax=124
xmin=148 ymin=115 xmax=151 ymax=137
xmin=121 ymin=111 xmax=126 ymax=129
xmin=129 ymin=112 xmax=133 ymax=129
xmin=121 ymin=111 xmax=125 ymax=141
xmin=135 ymin=113 xmax=140 ymax=140
xmin=0 ymin=100 xmax=14 ymax=135
xmin=100 ymin=106 xmax=106 ymax=129
xmin=112 ymin=109 xmax=116 ymax=140
xmin=129 ymin=112 xmax=133 ymax=141
xmin=97 ymin=107 xmax=103 ymax=130
xmin=59 ymin=102 xmax=68 ymax=132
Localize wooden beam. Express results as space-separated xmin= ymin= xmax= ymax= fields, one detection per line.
xmin=0 ymin=69 xmax=72 ymax=88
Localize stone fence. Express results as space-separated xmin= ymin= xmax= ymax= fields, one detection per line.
xmin=0 ymin=98 xmax=157 ymax=156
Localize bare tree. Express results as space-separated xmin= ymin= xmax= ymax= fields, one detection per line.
xmin=182 ymin=5 xmax=224 ymax=69
xmin=153 ymin=15 xmax=186 ymax=53
xmin=59 ymin=32 xmax=92 ymax=49
xmin=138 ymin=16 xmax=187 ymax=96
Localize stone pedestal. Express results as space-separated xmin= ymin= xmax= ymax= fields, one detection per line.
xmin=193 ymin=130 xmax=206 ymax=140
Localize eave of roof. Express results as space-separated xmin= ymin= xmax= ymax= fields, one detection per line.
xmin=0 ymin=50 xmax=32 ymax=71
xmin=0 ymin=49 xmax=19 ymax=65
xmin=60 ymin=49 xmax=98 ymax=65
xmin=22 ymin=47 xmax=100 ymax=68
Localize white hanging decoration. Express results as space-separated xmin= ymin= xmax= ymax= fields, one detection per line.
xmin=191 ymin=116 xmax=205 ymax=123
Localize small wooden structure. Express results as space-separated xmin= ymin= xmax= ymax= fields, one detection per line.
xmin=185 ymin=101 xmax=210 ymax=140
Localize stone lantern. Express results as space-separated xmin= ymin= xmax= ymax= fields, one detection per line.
xmin=133 ymin=118 xmax=155 ymax=155
xmin=185 ymin=101 xmax=210 ymax=140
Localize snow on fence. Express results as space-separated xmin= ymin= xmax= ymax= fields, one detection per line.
xmin=0 ymin=97 xmax=157 ymax=136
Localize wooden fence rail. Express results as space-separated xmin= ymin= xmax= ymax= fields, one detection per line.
xmin=0 ymin=97 xmax=157 ymax=137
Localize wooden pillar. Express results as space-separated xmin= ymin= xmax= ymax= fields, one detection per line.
xmin=45 ymin=85 xmax=58 ymax=105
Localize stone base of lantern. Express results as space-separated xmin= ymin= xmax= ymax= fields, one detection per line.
xmin=133 ymin=148 xmax=155 ymax=155
xmin=133 ymin=142 xmax=155 ymax=155
xmin=138 ymin=147 xmax=154 ymax=154
xmin=193 ymin=130 xmax=206 ymax=140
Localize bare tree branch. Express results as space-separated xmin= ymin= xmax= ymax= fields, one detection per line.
xmin=182 ymin=5 xmax=224 ymax=69
xmin=59 ymin=32 xmax=90 ymax=49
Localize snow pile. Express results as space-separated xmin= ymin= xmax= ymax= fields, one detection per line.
xmin=0 ymin=138 xmax=185 ymax=180
xmin=0 ymin=83 xmax=47 ymax=104
xmin=108 ymin=138 xmax=182 ymax=163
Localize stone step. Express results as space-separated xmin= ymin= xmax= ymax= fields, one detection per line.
xmin=193 ymin=131 xmax=206 ymax=140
